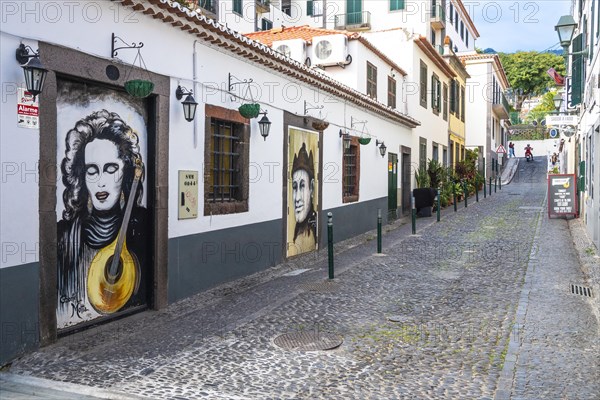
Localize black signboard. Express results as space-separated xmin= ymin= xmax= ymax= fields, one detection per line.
xmin=547 ymin=174 xmax=578 ymax=218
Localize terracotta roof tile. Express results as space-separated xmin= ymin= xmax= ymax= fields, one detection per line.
xmin=245 ymin=25 xmax=359 ymax=47
xmin=458 ymin=53 xmax=510 ymax=88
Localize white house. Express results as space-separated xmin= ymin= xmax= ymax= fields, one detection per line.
xmin=0 ymin=0 xmax=420 ymax=365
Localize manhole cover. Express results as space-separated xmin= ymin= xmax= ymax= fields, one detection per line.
xmin=300 ymin=281 xmax=338 ymax=292
xmin=570 ymin=284 xmax=593 ymax=297
xmin=273 ymin=331 xmax=343 ymax=351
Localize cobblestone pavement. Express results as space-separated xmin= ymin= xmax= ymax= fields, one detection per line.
xmin=6 ymin=158 xmax=599 ymax=399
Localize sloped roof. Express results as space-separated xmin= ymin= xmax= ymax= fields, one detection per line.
xmin=458 ymin=53 xmax=510 ymax=88
xmin=414 ymin=37 xmax=456 ymax=79
xmin=245 ymin=25 xmax=407 ymax=76
xmin=453 ymin=0 xmax=480 ymax=38
xmin=109 ymin=0 xmax=419 ymax=128
xmin=245 ymin=25 xmax=360 ymax=46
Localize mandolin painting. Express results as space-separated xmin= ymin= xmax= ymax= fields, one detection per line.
xmin=56 ymin=104 xmax=149 ymax=329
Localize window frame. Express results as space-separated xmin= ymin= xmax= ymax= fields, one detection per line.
xmin=419 ymin=137 xmax=427 ymax=170
xmin=204 ymin=104 xmax=250 ymax=216
xmin=389 ymin=0 xmax=405 ymax=11
xmin=431 ymin=73 xmax=441 ymax=115
xmin=388 ymin=75 xmax=397 ymax=109
xmin=367 ymin=61 xmax=378 ymax=99
xmin=420 ymin=60 xmax=428 ymax=108
xmin=342 ymin=137 xmax=360 ymax=203
xmin=232 ymin=0 xmax=242 ymax=15
xmin=443 ymin=82 xmax=448 ymax=121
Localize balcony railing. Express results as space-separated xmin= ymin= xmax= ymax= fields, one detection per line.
xmin=334 ymin=11 xmax=371 ymax=31
xmin=430 ymin=4 xmax=445 ymax=29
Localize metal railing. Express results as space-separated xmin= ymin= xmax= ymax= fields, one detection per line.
xmin=334 ymin=11 xmax=371 ymax=29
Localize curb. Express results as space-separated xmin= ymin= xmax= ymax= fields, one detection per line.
xmin=0 ymin=372 xmax=147 ymax=400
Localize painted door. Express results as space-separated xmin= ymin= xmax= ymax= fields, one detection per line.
xmin=388 ymin=152 xmax=398 ymax=220
xmin=55 ymin=79 xmax=152 ymax=331
xmin=287 ymin=127 xmax=320 ymax=257
xmin=346 ymin=0 xmax=362 ymax=25
xmin=401 ymin=150 xmax=412 ymax=215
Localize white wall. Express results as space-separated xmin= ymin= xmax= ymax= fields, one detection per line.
xmin=464 ymin=62 xmax=490 ymax=150
xmin=0 ymin=32 xmax=40 ymax=269
xmin=0 ymin=1 xmax=415 ymax=254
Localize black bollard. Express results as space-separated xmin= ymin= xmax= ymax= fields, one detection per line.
xmin=327 ymin=212 xmax=334 ymax=279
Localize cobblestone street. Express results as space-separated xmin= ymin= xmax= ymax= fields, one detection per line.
xmin=4 ymin=158 xmax=599 ymax=399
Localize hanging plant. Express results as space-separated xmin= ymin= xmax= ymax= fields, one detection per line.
xmin=238 ymin=103 xmax=260 ymax=119
xmin=312 ymin=119 xmax=329 ymax=131
xmin=358 ymin=136 xmax=371 ymax=145
xmin=124 ymin=48 xmax=154 ymax=98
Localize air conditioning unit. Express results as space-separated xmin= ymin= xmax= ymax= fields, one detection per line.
xmin=272 ymin=39 xmax=308 ymax=64
xmin=311 ymin=34 xmax=350 ymax=67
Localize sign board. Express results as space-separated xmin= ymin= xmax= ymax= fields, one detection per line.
xmin=549 ymin=128 xmax=559 ymax=138
xmin=545 ymin=115 xmax=578 ymax=126
xmin=17 ymin=88 xmax=39 ymax=129
xmin=178 ymin=170 xmax=198 ymax=219
xmin=495 ymin=145 xmax=506 ymax=154
xmin=547 ymin=174 xmax=577 ymax=218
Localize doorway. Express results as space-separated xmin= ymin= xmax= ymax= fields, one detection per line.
xmin=388 ymin=152 xmax=398 ymax=220
xmin=401 ymin=146 xmax=412 ymax=216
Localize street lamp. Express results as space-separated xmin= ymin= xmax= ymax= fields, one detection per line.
xmin=339 ymin=129 xmax=351 ymax=150
xmin=175 ymin=85 xmax=198 ymax=122
xmin=375 ymin=140 xmax=386 ymax=158
xmin=555 ymin=15 xmax=577 ymax=50
xmin=257 ymin=111 xmax=271 ymax=140
xmin=553 ymin=93 xmax=563 ymax=112
xmin=15 ymin=44 xmax=48 ymax=100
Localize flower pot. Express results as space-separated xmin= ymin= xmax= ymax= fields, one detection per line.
xmin=413 ymin=188 xmax=437 ymax=217
xmin=311 ymin=119 xmax=329 ymax=131
xmin=357 ymin=136 xmax=371 ymax=145
xmin=124 ymin=79 xmax=154 ymax=98
xmin=238 ymin=103 xmax=260 ymax=119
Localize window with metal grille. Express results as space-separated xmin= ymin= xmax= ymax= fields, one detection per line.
xmin=419 ymin=137 xmax=427 ymax=169
xmin=367 ymin=62 xmax=377 ymax=99
xmin=420 ymin=60 xmax=427 ymax=108
xmin=388 ymin=76 xmax=396 ymax=108
xmin=343 ymin=138 xmax=360 ymax=202
xmin=431 ymin=73 xmax=440 ymax=115
xmin=208 ymin=119 xmax=242 ymax=203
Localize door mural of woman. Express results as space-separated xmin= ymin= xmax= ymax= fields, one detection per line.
xmin=56 ymin=80 xmax=151 ymax=330
xmin=287 ymin=127 xmax=319 ymax=257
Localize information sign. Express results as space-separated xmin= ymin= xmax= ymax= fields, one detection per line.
xmin=547 ymin=174 xmax=578 ymax=218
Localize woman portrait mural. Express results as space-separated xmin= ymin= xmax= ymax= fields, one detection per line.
xmin=287 ymin=127 xmax=319 ymax=257
xmin=56 ymin=81 xmax=150 ymax=330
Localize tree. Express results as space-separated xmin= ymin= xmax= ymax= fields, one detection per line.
xmin=499 ymin=52 xmax=566 ymax=111
xmin=524 ymin=91 xmax=557 ymax=124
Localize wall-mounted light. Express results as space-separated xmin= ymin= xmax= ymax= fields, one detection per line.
xmin=258 ymin=111 xmax=271 ymax=141
xmin=175 ymin=85 xmax=198 ymax=122
xmin=15 ymin=44 xmax=48 ymax=101
xmin=339 ymin=129 xmax=351 ymax=150
xmin=376 ymin=140 xmax=386 ymax=158
xmin=555 ymin=15 xmax=588 ymax=57
xmin=553 ymin=93 xmax=563 ymax=112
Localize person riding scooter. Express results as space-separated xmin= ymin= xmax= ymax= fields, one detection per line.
xmin=524 ymin=144 xmax=534 ymax=161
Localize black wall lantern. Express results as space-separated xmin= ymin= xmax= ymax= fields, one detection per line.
xmin=376 ymin=140 xmax=387 ymax=157
xmin=175 ymin=85 xmax=198 ymax=122
xmin=339 ymin=129 xmax=351 ymax=150
xmin=15 ymin=44 xmax=48 ymax=100
xmin=258 ymin=111 xmax=271 ymax=140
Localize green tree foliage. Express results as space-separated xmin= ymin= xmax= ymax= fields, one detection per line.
xmin=499 ymin=52 xmax=566 ymax=111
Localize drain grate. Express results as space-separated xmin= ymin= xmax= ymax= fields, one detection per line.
xmin=273 ymin=331 xmax=343 ymax=351
xmin=570 ymin=284 xmax=593 ymax=297
xmin=300 ymin=281 xmax=339 ymax=292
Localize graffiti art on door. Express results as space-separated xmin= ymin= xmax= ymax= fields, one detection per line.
xmin=287 ymin=127 xmax=319 ymax=257
xmin=56 ymin=80 xmax=150 ymax=330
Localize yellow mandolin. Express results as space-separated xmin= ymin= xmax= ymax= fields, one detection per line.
xmin=87 ymin=164 xmax=142 ymax=314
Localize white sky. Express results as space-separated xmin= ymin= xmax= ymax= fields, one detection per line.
xmin=468 ymin=0 xmax=572 ymax=52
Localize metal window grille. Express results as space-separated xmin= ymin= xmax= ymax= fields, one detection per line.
xmin=343 ymin=144 xmax=358 ymax=197
xmin=209 ymin=119 xmax=241 ymax=202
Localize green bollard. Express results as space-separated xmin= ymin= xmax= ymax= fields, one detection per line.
xmin=484 ymin=177 xmax=487 ymax=198
xmin=489 ymin=177 xmax=492 ymax=196
xmin=411 ymin=196 xmax=416 ymax=234
xmin=499 ymin=177 xmax=502 ymax=190
xmin=327 ymin=212 xmax=334 ymax=280
xmin=377 ymin=209 xmax=382 ymax=254
xmin=476 ymin=179 xmax=479 ymax=202
xmin=436 ymin=189 xmax=441 ymax=222
xmin=494 ymin=177 xmax=497 ymax=193
xmin=453 ymin=183 xmax=458 ymax=212
xmin=463 ymin=181 xmax=468 ymax=208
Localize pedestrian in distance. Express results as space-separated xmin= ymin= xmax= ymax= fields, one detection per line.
xmin=508 ymin=142 xmax=515 ymax=158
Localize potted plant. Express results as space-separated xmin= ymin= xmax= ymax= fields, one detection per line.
xmin=311 ymin=119 xmax=329 ymax=131
xmin=357 ymin=134 xmax=371 ymax=145
xmin=413 ymin=164 xmax=436 ymax=217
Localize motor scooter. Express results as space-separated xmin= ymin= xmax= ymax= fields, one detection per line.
xmin=525 ymin=147 xmax=533 ymax=162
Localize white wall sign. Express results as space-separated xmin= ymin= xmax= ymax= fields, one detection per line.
xmin=17 ymin=88 xmax=39 ymax=129
xmin=178 ymin=170 xmax=198 ymax=219
xmin=545 ymin=115 xmax=578 ymax=126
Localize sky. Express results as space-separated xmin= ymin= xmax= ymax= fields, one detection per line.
xmin=468 ymin=0 xmax=572 ymax=53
